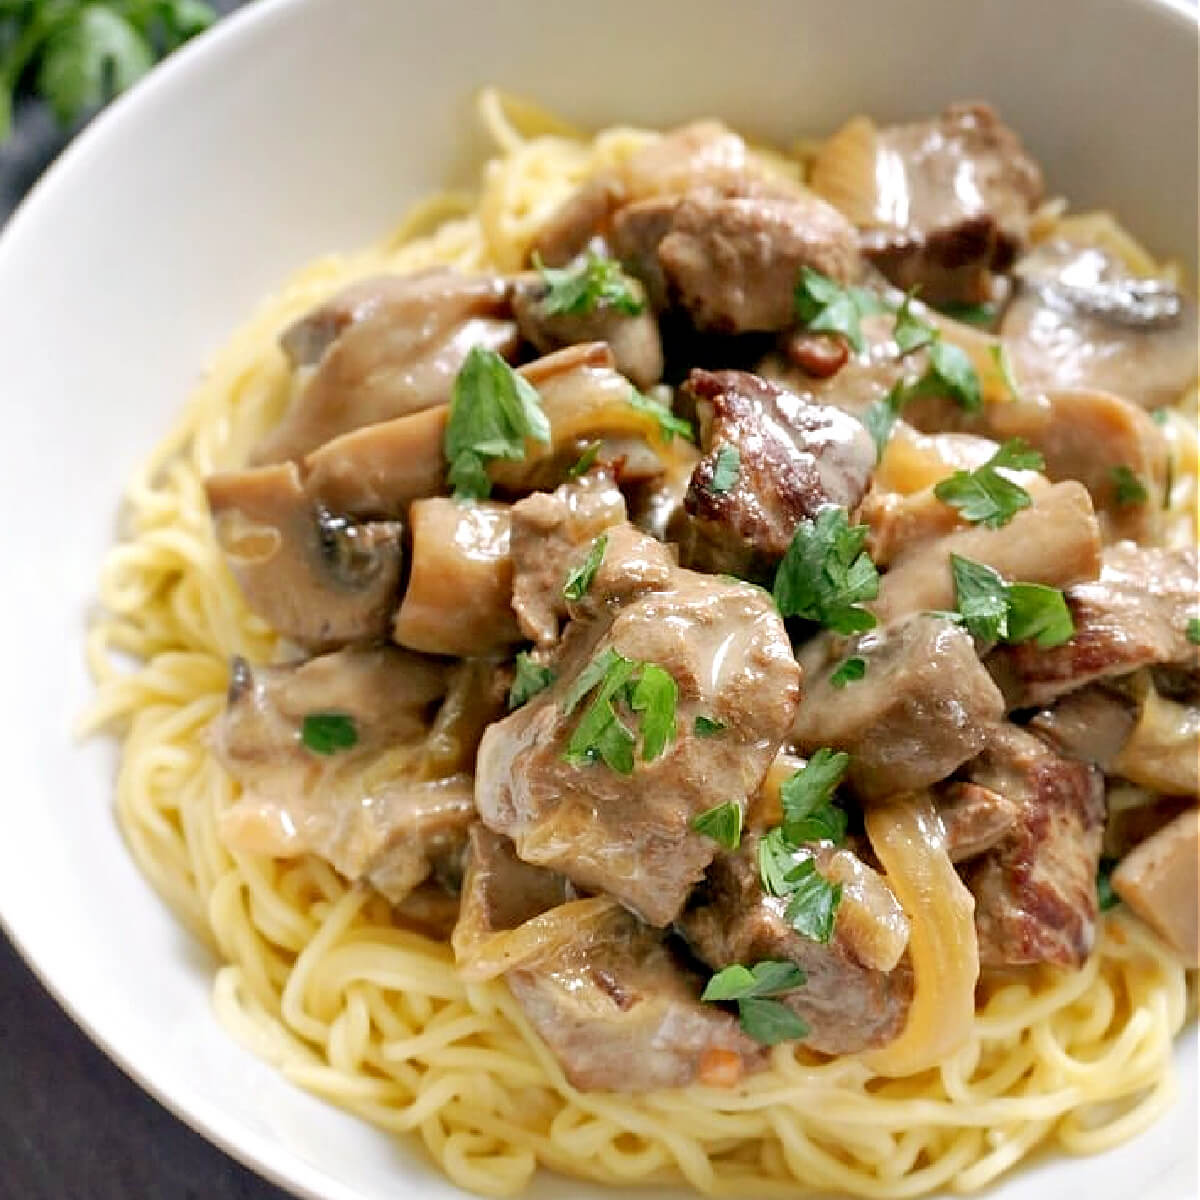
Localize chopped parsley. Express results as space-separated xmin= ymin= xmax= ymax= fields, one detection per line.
xmin=830 ymin=656 xmax=867 ymax=688
xmin=893 ymin=293 xmax=936 ymax=356
xmin=1110 ymin=465 xmax=1149 ymax=507
xmin=710 ymin=443 xmax=741 ymax=494
xmin=508 ymin=653 xmax=555 ymax=711
xmin=935 ymin=300 xmax=997 ymax=327
xmin=990 ymin=343 xmax=1021 ymax=398
xmin=694 ymin=715 xmax=726 ymax=737
xmin=1187 ymin=618 xmax=1200 ymax=646
xmin=862 ymin=381 xmax=907 ymax=462
xmin=933 ymin=438 xmax=1045 ymax=528
xmin=563 ymin=533 xmax=607 ymax=602
xmin=691 ymin=800 xmax=743 ymax=850
xmin=773 ymin=506 xmax=879 ymax=634
xmin=444 ymin=346 xmax=550 ymax=499
xmin=919 ymin=340 xmax=982 ymax=412
xmin=783 ymin=859 xmax=843 ymax=944
xmin=300 ymin=711 xmax=358 ymax=756
xmin=1097 ymin=859 xmax=1120 ymax=912
xmin=701 ymin=961 xmax=809 ymax=1046
xmin=533 ymin=249 xmax=644 ymax=316
xmin=1151 ymin=408 xmax=1169 ymax=426
xmin=562 ymin=650 xmax=677 ymax=773
xmin=567 ymin=440 xmax=602 ymax=478
xmin=758 ymin=827 xmax=800 ymax=897
xmin=950 ymin=554 xmax=1075 ymax=647
xmin=779 ymin=749 xmax=849 ymax=846
xmin=793 ymin=267 xmax=887 ymax=354
xmin=629 ymin=388 xmax=694 ymax=443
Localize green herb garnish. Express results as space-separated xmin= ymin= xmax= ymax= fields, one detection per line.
xmin=691 ymin=801 xmax=743 ymax=850
xmin=701 ymin=961 xmax=809 ymax=1045
xmin=893 ymin=292 xmax=936 ymax=356
xmin=444 ymin=346 xmax=550 ymax=499
xmin=919 ymin=340 xmax=982 ymax=412
xmin=567 ymin=441 xmax=602 ymax=478
xmin=1097 ymin=859 xmax=1120 ymax=912
xmin=793 ymin=267 xmax=885 ymax=354
xmin=779 ymin=749 xmax=849 ymax=846
xmin=710 ymin=443 xmax=741 ymax=494
xmin=773 ymin=506 xmax=879 ymax=634
xmin=933 ymin=438 xmax=1044 ymax=528
xmin=1185 ymin=617 xmax=1200 ymax=645
xmin=782 ymin=859 xmax=843 ymax=944
xmin=990 ymin=343 xmax=1021 ymax=398
xmin=629 ymin=387 xmax=694 ymax=443
xmin=629 ymin=663 xmax=678 ymax=761
xmin=694 ymin=715 xmax=726 ymax=737
xmin=300 ymin=711 xmax=358 ymax=756
xmin=0 ymin=1 xmax=216 ymax=142
xmin=830 ymin=656 xmax=867 ymax=688
xmin=1110 ymin=465 xmax=1149 ymax=507
xmin=563 ymin=533 xmax=607 ymax=602
xmin=862 ymin=381 xmax=907 ymax=462
xmin=534 ymin=249 xmax=644 ymax=316
xmin=508 ymin=653 xmax=555 ymax=711
xmin=950 ymin=554 xmax=1075 ymax=647
xmin=935 ymin=300 xmax=997 ymax=327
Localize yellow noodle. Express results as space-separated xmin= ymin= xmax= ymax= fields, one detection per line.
xmin=86 ymin=91 xmax=1196 ymax=1198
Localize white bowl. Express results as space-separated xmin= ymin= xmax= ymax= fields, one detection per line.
xmin=0 ymin=0 xmax=1195 ymax=1197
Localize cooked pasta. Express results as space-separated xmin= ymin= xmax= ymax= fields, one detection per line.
xmin=84 ymin=90 xmax=1197 ymax=1198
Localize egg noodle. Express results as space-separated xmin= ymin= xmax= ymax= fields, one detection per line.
xmin=84 ymin=91 xmax=1196 ymax=1198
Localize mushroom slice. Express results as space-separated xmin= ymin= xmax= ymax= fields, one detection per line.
xmin=206 ymin=462 xmax=403 ymax=650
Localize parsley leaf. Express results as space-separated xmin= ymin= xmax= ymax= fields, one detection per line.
xmin=758 ymin=827 xmax=800 ymax=897
xmin=794 ymin=267 xmax=880 ymax=354
xmin=300 ymin=711 xmax=358 ymax=756
xmin=783 ymin=859 xmax=843 ymax=944
xmin=629 ymin=663 xmax=678 ymax=761
xmin=567 ymin=440 xmax=601 ymax=478
xmin=563 ymin=533 xmax=607 ymax=602
xmin=1097 ymin=859 xmax=1120 ymax=912
xmin=830 ymin=656 xmax=866 ymax=688
xmin=893 ymin=293 xmax=936 ymax=356
xmin=950 ymin=554 xmax=1075 ymax=648
xmin=701 ymin=961 xmax=810 ymax=1045
xmin=1006 ymin=582 xmax=1076 ymax=648
xmin=779 ymin=749 xmax=849 ymax=845
xmin=933 ymin=438 xmax=1044 ymax=528
xmin=1187 ymin=618 xmax=1200 ymax=646
xmin=990 ymin=343 xmax=1021 ymax=398
xmin=862 ymin=381 xmax=907 ymax=462
xmin=534 ymin=250 xmax=644 ymax=316
xmin=702 ymin=960 xmax=807 ymax=1001
xmin=935 ymin=300 xmax=997 ymax=327
xmin=694 ymin=715 xmax=726 ymax=737
xmin=629 ymin=388 xmax=694 ymax=443
xmin=562 ymin=650 xmax=678 ymax=771
xmin=737 ymin=996 xmax=811 ymax=1045
xmin=691 ymin=801 xmax=743 ymax=849
xmin=773 ymin=506 xmax=879 ymax=634
xmin=710 ymin=443 xmax=741 ymax=494
xmin=949 ymin=554 xmax=1012 ymax=643
xmin=508 ymin=653 xmax=555 ymax=710
xmin=921 ymin=340 xmax=982 ymax=412
xmin=444 ymin=347 xmax=550 ymax=499
xmin=1110 ymin=465 xmax=1149 ymax=507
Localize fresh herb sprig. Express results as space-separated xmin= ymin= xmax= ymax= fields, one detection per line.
xmin=701 ymin=961 xmax=809 ymax=1045
xmin=533 ymin=250 xmax=644 ymax=317
xmin=934 ymin=438 xmax=1045 ymax=528
xmin=300 ymin=711 xmax=358 ymax=756
xmin=0 ymin=1 xmax=216 ymax=141
xmin=950 ymin=554 xmax=1075 ymax=647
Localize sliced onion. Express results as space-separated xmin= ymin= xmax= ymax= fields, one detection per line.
xmin=863 ymin=793 xmax=979 ymax=1076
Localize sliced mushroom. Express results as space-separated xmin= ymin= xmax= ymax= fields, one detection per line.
xmin=1112 ymin=809 xmax=1199 ymax=965
xmin=392 ymin=497 xmax=521 ymax=657
xmin=253 ymin=268 xmax=519 ymax=464
xmin=206 ymin=463 xmax=403 ymax=650
xmin=1001 ymin=240 xmax=1199 ymax=412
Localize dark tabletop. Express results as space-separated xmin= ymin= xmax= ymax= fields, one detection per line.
xmin=0 ymin=6 xmax=291 ymax=1197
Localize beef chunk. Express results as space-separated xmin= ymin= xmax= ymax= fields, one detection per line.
xmin=677 ymin=838 xmax=913 ymax=1055
xmin=935 ymin=782 xmax=1019 ymax=862
xmin=677 ymin=368 xmax=875 ymax=577
xmin=962 ymin=726 xmax=1105 ymax=967
xmin=611 ymin=182 xmax=859 ymax=332
xmin=793 ymin=615 xmax=1004 ymax=801
xmin=812 ymin=104 xmax=1043 ymax=305
xmin=988 ymin=544 xmax=1199 ymax=708
xmin=475 ymin=524 xmax=801 ymax=926
xmin=509 ymin=470 xmax=628 ymax=646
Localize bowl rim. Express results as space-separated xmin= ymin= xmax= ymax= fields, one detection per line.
xmin=0 ymin=0 xmax=1196 ymax=1197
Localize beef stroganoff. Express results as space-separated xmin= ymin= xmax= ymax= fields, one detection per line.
xmin=86 ymin=92 xmax=1198 ymax=1197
